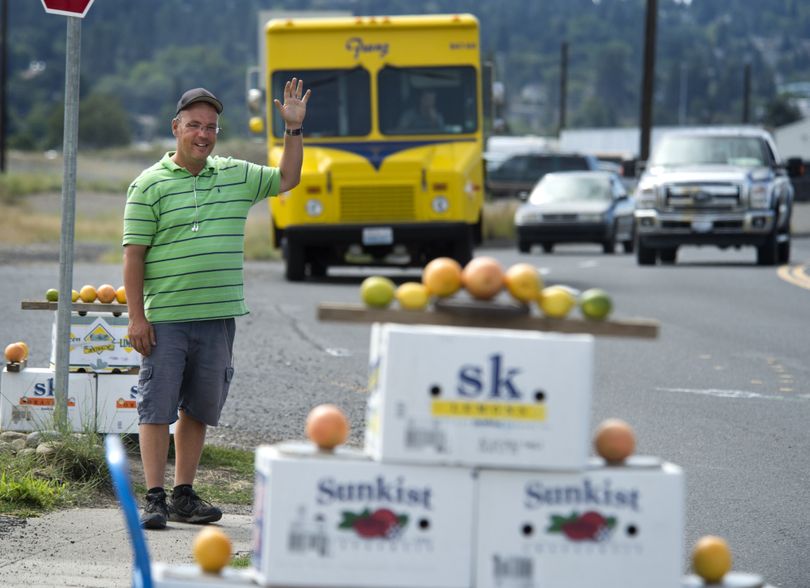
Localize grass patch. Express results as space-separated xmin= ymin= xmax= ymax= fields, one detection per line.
xmin=230 ymin=553 xmax=252 ymax=569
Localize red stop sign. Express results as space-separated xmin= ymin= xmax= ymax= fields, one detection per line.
xmin=41 ymin=0 xmax=95 ymax=18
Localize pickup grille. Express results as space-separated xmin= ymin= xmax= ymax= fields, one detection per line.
xmin=339 ymin=185 xmax=415 ymax=222
xmin=665 ymin=182 xmax=741 ymax=211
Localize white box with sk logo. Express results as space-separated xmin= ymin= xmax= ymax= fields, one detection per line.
xmin=365 ymin=323 xmax=593 ymax=470
xmin=252 ymin=443 xmax=475 ymax=588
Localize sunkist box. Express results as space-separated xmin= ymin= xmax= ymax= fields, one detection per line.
xmin=252 ymin=443 xmax=475 ymax=588
xmin=0 ymin=367 xmax=95 ymax=432
xmin=475 ymin=458 xmax=685 ymax=588
xmin=96 ymin=373 xmax=139 ymax=434
xmin=50 ymin=311 xmax=140 ymax=373
xmin=365 ymin=323 xmax=594 ymax=470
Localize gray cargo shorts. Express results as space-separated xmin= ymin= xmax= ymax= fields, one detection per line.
xmin=137 ymin=318 xmax=235 ymax=427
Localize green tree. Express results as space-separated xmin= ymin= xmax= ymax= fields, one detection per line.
xmin=762 ymin=95 xmax=803 ymax=128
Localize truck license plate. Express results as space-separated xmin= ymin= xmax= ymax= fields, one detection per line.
xmin=362 ymin=227 xmax=393 ymax=245
xmin=691 ymin=219 xmax=712 ymax=233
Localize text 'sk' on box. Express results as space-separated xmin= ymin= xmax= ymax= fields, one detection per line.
xmin=475 ymin=460 xmax=684 ymax=588
xmin=252 ymin=443 xmax=475 ymax=588
xmin=365 ymin=323 xmax=593 ymax=470
xmin=0 ymin=367 xmax=95 ymax=432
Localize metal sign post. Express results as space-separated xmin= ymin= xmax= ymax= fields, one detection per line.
xmin=53 ymin=16 xmax=81 ymax=432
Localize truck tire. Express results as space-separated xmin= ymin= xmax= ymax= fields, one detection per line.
xmin=756 ymin=232 xmax=778 ymax=266
xmin=452 ymin=231 xmax=474 ymax=266
xmin=283 ymin=238 xmax=306 ymax=281
xmin=518 ymin=240 xmax=531 ymax=254
xmin=602 ymin=240 xmax=615 ymax=254
xmin=659 ymin=247 xmax=677 ymax=264
xmin=636 ymin=237 xmax=656 ymax=266
xmin=542 ymin=243 xmax=554 ymax=253
xmin=777 ymin=237 xmax=791 ymax=264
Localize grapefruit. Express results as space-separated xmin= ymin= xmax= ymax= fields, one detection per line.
xmin=538 ymin=285 xmax=576 ymax=318
xmin=96 ymin=284 xmax=117 ymax=304
xmin=14 ymin=341 xmax=29 ymax=360
xmin=580 ymin=288 xmax=612 ymax=321
xmin=360 ymin=276 xmax=396 ymax=309
xmin=79 ymin=285 xmax=97 ymax=303
xmin=692 ymin=535 xmax=732 ymax=583
xmin=305 ymin=404 xmax=350 ymax=450
xmin=4 ymin=342 xmax=26 ymax=363
xmin=115 ymin=286 xmax=127 ymax=304
xmin=504 ymin=262 xmax=543 ymax=303
xmin=422 ymin=257 xmax=463 ymax=297
xmin=192 ymin=527 xmax=232 ymax=574
xmin=45 ymin=288 xmax=59 ymax=302
xmin=594 ymin=418 xmax=636 ymax=463
xmin=395 ymin=282 xmax=430 ymax=310
xmin=462 ymin=256 xmax=504 ymax=300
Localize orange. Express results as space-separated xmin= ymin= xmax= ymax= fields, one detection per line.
xmin=4 ymin=342 xmax=26 ymax=363
xmin=79 ymin=285 xmax=97 ymax=303
xmin=461 ymin=256 xmax=504 ymax=300
xmin=305 ymin=404 xmax=350 ymax=450
xmin=422 ymin=257 xmax=463 ymax=297
xmin=504 ymin=262 xmax=543 ymax=303
xmin=192 ymin=527 xmax=232 ymax=574
xmin=96 ymin=284 xmax=116 ymax=304
xmin=692 ymin=535 xmax=732 ymax=583
xmin=14 ymin=341 xmax=29 ymax=360
xmin=115 ymin=286 xmax=127 ymax=304
xmin=594 ymin=418 xmax=636 ymax=463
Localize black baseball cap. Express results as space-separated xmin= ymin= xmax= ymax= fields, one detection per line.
xmin=175 ymin=88 xmax=223 ymax=115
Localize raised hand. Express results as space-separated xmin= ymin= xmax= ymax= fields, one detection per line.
xmin=273 ymin=78 xmax=311 ymax=129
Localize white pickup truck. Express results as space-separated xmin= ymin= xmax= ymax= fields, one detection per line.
xmin=633 ymin=127 xmax=802 ymax=265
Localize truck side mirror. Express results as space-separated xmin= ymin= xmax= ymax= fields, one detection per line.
xmin=786 ymin=157 xmax=805 ymax=178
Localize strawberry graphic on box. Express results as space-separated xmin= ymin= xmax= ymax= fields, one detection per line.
xmin=546 ymin=511 xmax=616 ymax=542
xmin=338 ymin=508 xmax=409 ymax=539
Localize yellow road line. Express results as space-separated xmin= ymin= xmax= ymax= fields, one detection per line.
xmin=777 ymin=263 xmax=810 ymax=290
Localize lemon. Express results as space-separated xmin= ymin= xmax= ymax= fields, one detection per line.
xmin=395 ymin=282 xmax=430 ymax=310
xmin=538 ymin=285 xmax=576 ymax=319
xmin=579 ymin=288 xmax=613 ymax=321
xmin=692 ymin=535 xmax=732 ymax=583
xmin=360 ymin=276 xmax=396 ymax=309
xmin=71 ymin=289 xmax=80 ymax=302
xmin=45 ymin=288 xmax=59 ymax=302
xmin=192 ymin=527 xmax=232 ymax=574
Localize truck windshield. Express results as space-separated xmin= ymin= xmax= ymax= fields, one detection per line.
xmin=271 ymin=68 xmax=371 ymax=138
xmin=378 ymin=66 xmax=477 ymax=135
xmin=650 ymin=136 xmax=769 ymax=167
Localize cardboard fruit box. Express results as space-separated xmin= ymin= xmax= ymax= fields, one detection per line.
xmin=96 ymin=373 xmax=139 ymax=434
xmin=475 ymin=458 xmax=685 ymax=588
xmin=253 ymin=443 xmax=475 ymax=588
xmin=364 ymin=322 xmax=594 ymax=470
xmin=0 ymin=367 xmax=95 ymax=432
xmin=50 ymin=311 xmax=140 ymax=373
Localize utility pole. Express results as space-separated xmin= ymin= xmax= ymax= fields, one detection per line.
xmin=0 ymin=0 xmax=8 ymax=172
xmin=742 ymin=62 xmax=751 ymax=124
xmin=558 ymin=41 xmax=568 ymax=137
xmin=639 ymin=0 xmax=657 ymax=161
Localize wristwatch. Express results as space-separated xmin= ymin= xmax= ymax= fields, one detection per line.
xmin=285 ymin=127 xmax=303 ymax=136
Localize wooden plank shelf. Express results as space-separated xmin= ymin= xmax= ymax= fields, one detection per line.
xmin=317 ymin=301 xmax=659 ymax=339
xmin=21 ymin=300 xmax=129 ymax=316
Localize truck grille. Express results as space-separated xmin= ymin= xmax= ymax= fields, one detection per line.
xmin=665 ymin=183 xmax=741 ymax=211
xmin=339 ymin=185 xmax=415 ymax=222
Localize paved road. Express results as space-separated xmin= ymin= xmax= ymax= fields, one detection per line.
xmin=0 ymin=237 xmax=808 ymax=587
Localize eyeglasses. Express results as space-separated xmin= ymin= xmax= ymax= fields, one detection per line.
xmin=182 ymin=122 xmax=221 ymax=135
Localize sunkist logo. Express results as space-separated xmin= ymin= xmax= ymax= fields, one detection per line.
xmin=524 ymin=478 xmax=640 ymax=511
xmin=316 ymin=476 xmax=432 ymax=509
xmin=345 ymin=36 xmax=389 ymax=60
xmin=458 ymin=353 xmax=523 ymax=399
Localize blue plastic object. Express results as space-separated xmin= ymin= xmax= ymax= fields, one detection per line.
xmin=105 ymin=434 xmax=154 ymax=588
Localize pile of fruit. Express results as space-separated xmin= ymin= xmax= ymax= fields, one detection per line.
xmin=360 ymin=256 xmax=612 ymax=321
xmin=45 ymin=284 xmax=126 ymax=304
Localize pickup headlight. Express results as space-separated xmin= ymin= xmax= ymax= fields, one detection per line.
xmin=749 ymin=183 xmax=770 ymax=209
xmin=635 ymin=186 xmax=658 ymax=209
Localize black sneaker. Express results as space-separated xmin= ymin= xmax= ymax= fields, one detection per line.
xmin=168 ymin=486 xmax=222 ymax=524
xmin=140 ymin=489 xmax=168 ymax=530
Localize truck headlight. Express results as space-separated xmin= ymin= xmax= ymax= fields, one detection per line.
xmin=636 ymin=186 xmax=657 ymax=209
xmin=431 ymin=195 xmax=449 ymax=213
xmin=749 ymin=183 xmax=770 ymax=209
xmin=306 ymin=199 xmax=323 ymax=217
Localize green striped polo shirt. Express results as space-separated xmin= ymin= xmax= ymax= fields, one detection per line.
xmin=123 ymin=152 xmax=280 ymax=323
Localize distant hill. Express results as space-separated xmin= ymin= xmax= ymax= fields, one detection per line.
xmin=5 ymin=0 xmax=809 ymax=148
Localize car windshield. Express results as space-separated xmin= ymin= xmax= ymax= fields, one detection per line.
xmin=489 ymin=154 xmax=590 ymax=183
xmin=271 ymin=67 xmax=371 ymax=138
xmin=650 ymin=135 xmax=770 ymax=167
xmin=378 ymin=65 xmax=478 ymax=135
xmin=529 ymin=174 xmax=612 ymax=204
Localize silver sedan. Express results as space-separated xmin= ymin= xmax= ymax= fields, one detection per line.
xmin=514 ymin=171 xmax=636 ymax=254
